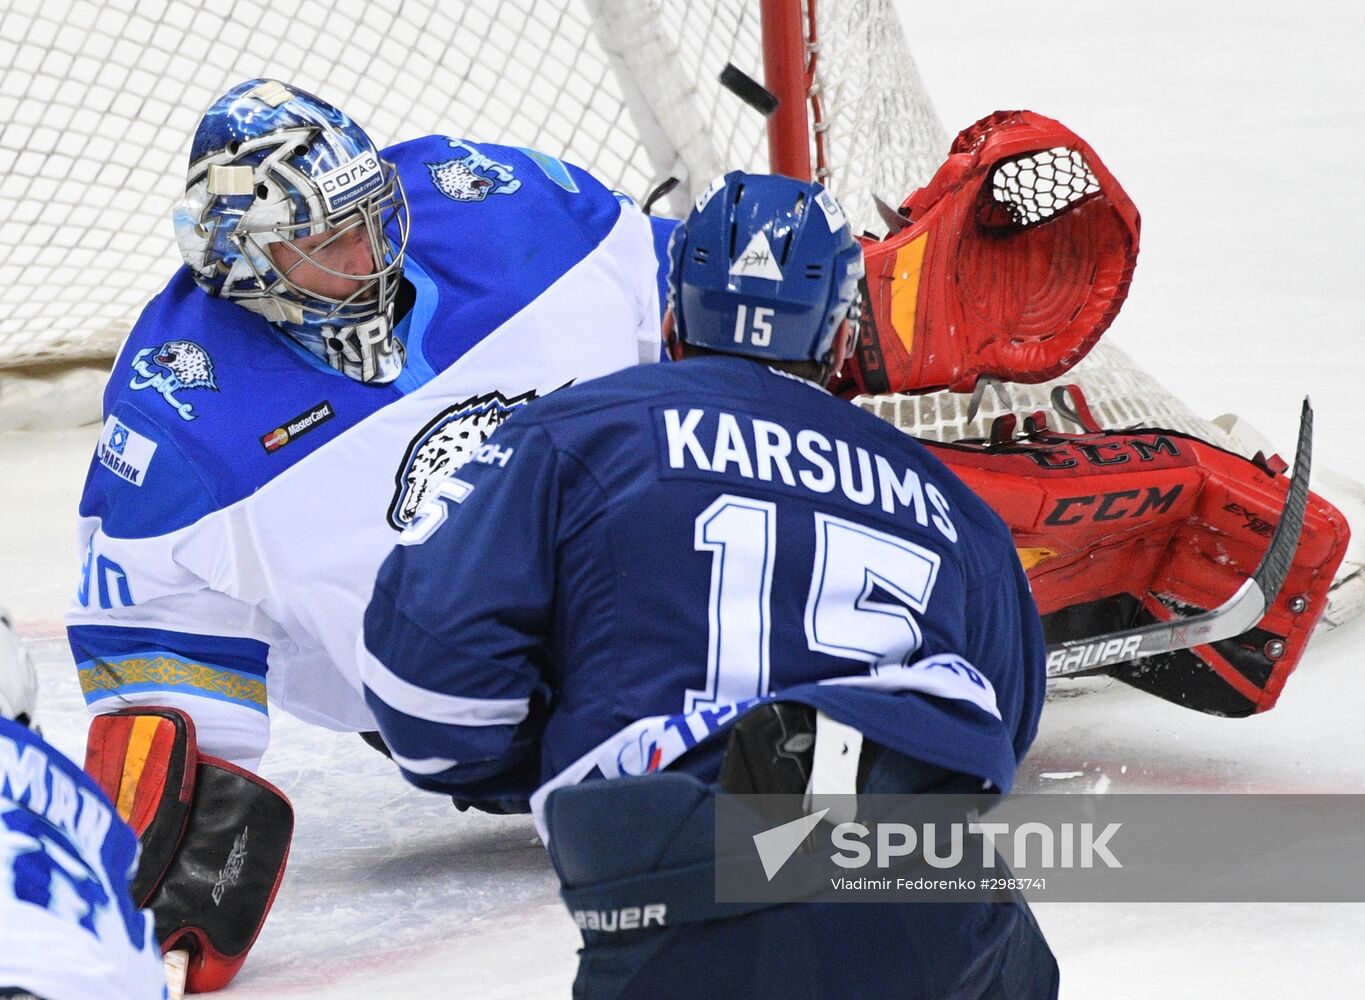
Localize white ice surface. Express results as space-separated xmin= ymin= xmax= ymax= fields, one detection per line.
xmin=3 ymin=1 xmax=1364 ymax=995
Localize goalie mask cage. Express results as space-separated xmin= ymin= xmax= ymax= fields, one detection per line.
xmin=0 ymin=0 xmax=1231 ymax=448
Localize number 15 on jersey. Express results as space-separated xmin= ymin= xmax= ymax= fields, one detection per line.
xmin=685 ymin=493 xmax=942 ymax=713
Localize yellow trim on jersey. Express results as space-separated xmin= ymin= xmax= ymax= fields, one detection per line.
xmin=78 ymin=655 xmax=267 ymax=710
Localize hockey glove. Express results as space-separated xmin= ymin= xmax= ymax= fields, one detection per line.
xmin=831 ymin=110 xmax=1140 ymax=398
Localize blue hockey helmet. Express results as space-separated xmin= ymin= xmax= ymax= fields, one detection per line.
xmin=667 ymin=171 xmax=864 ymax=363
xmin=173 ymin=79 xmax=411 ymax=383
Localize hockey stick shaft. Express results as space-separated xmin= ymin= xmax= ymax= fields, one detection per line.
xmin=164 ymin=949 xmax=188 ymax=1000
xmin=1045 ymin=399 xmax=1313 ymax=678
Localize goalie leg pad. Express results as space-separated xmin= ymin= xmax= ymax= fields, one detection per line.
xmin=84 ymin=708 xmax=293 ymax=993
xmin=925 ymin=422 xmax=1350 ymax=714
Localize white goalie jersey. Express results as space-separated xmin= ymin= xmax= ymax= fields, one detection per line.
xmin=65 ymin=137 xmax=661 ymax=768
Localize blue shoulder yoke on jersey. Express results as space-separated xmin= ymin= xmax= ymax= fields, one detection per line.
xmin=84 ymin=136 xmax=627 ymax=540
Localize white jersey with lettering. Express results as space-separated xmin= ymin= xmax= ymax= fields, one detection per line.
xmin=66 ymin=137 xmax=661 ymax=769
xmin=0 ymin=717 xmax=166 ymax=999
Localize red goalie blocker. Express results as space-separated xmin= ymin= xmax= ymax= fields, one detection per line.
xmin=925 ymin=416 xmax=1349 ymax=716
xmin=830 ymin=110 xmax=1140 ymax=398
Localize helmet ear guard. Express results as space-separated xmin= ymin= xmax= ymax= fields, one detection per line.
xmin=174 ymin=79 xmax=410 ymax=383
xmin=667 ymin=171 xmax=864 ymax=367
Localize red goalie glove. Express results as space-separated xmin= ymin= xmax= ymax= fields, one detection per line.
xmin=924 ymin=400 xmax=1349 ymax=716
xmin=831 ymin=110 xmax=1140 ymax=398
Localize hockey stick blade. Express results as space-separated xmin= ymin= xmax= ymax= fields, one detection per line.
xmin=1046 ymin=398 xmax=1313 ymax=679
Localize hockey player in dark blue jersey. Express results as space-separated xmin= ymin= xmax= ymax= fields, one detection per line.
xmin=363 ymin=172 xmax=1057 ymax=997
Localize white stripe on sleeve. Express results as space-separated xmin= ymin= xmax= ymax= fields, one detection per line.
xmin=359 ymin=643 xmax=530 ymax=727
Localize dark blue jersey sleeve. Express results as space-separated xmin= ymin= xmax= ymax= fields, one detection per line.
xmin=966 ymin=553 xmax=1048 ymax=767
xmin=361 ymin=419 xmax=572 ymax=804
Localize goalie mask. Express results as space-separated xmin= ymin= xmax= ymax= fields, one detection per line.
xmin=174 ymin=79 xmax=411 ymax=383
xmin=667 ymin=171 xmax=864 ymax=364
xmin=0 ymin=607 xmax=37 ymax=729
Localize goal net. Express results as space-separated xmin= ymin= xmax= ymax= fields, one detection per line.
xmin=0 ymin=0 xmax=1231 ymax=448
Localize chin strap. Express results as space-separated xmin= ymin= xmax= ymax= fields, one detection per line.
xmin=270 ymin=306 xmax=405 ymax=383
xmin=240 ymin=288 xmax=407 ymax=383
xmin=320 ymin=311 xmax=405 ymax=383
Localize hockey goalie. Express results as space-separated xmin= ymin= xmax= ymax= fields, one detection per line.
xmin=840 ymin=110 xmax=1350 ymax=716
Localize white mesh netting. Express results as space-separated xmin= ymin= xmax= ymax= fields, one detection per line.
xmin=0 ymin=0 xmax=1231 ymax=449
xmin=0 ymin=0 xmax=941 ymax=370
xmin=992 ymin=146 xmax=1100 ymax=228
xmin=858 ymin=341 xmax=1235 ymax=446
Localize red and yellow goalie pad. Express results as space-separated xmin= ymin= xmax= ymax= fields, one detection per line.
xmin=925 ymin=411 xmax=1349 ymax=716
xmin=831 ymin=110 xmax=1140 ymax=398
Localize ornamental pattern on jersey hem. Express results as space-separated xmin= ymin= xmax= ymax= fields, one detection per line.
xmin=77 ymin=655 xmax=267 ymax=711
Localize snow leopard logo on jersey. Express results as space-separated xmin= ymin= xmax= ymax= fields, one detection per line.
xmin=427 ymin=138 xmax=522 ymax=202
xmin=428 ymin=159 xmax=492 ymax=202
xmin=388 ymin=389 xmax=542 ymax=530
xmin=128 ymin=339 xmax=219 ymax=421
